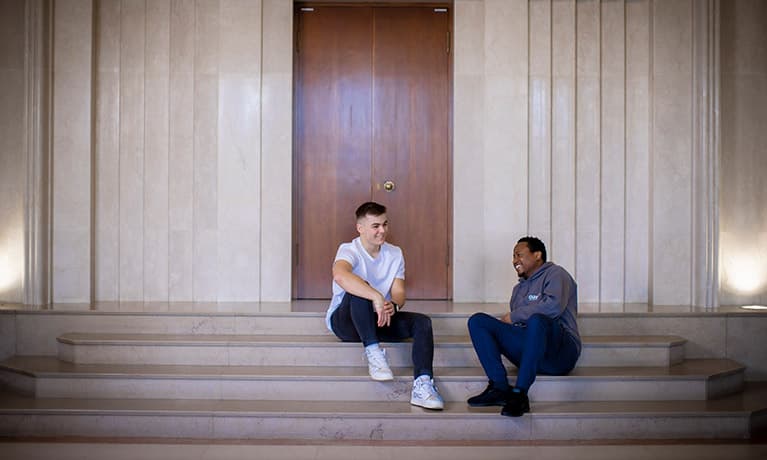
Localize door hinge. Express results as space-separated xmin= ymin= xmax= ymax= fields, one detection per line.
xmin=446 ymin=31 xmax=451 ymax=55
xmin=446 ymin=244 xmax=451 ymax=266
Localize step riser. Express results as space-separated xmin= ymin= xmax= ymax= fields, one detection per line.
xmin=18 ymin=375 xmax=741 ymax=402
xmin=14 ymin=313 xmax=724 ymax=364
xmin=0 ymin=412 xmax=750 ymax=441
xmin=57 ymin=343 xmax=683 ymax=368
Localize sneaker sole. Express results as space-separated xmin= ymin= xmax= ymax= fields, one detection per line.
xmin=467 ymin=400 xmax=506 ymax=407
xmin=370 ymin=374 xmax=394 ymax=381
xmin=501 ymin=403 xmax=530 ymax=417
xmin=410 ymin=401 xmax=444 ymax=410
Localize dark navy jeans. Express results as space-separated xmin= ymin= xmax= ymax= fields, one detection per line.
xmin=330 ymin=293 xmax=434 ymax=379
xmin=468 ymin=312 xmax=580 ymax=391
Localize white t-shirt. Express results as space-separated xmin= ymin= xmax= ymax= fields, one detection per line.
xmin=325 ymin=237 xmax=405 ymax=331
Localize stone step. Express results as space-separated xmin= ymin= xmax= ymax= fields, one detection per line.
xmin=1 ymin=384 xmax=765 ymax=441
xmin=56 ymin=333 xmax=686 ymax=368
xmin=0 ymin=356 xmax=744 ymax=403
xmin=7 ymin=307 xmax=753 ymax=367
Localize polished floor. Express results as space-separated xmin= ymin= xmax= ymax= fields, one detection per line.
xmin=1 ymin=440 xmax=766 ymax=460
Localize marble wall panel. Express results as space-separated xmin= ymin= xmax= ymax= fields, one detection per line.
xmin=0 ymin=94 xmax=24 ymax=303
xmin=482 ymin=0 xmax=528 ymax=301
xmin=599 ymin=0 xmax=625 ymax=303
xmin=624 ymin=0 xmax=651 ymax=303
xmin=51 ymin=0 xmax=92 ymax=303
xmin=144 ymin=1 xmax=171 ymax=301
xmin=0 ymin=0 xmax=25 ymax=303
xmin=528 ymin=0 xmax=552 ymax=245
xmin=550 ymin=0 xmax=576 ymax=274
xmin=719 ymin=0 xmax=767 ymax=306
xmin=94 ymin=0 xmax=120 ymax=301
xmin=192 ymin=75 xmax=219 ymax=301
xmin=217 ymin=74 xmax=261 ymax=300
xmin=452 ymin=1 xmax=485 ymax=302
xmin=260 ymin=0 xmax=293 ymax=301
xmin=118 ymin=0 xmax=146 ymax=301
xmin=575 ymin=0 xmax=601 ymax=303
xmin=168 ymin=0 xmax=195 ymax=301
xmin=652 ymin=0 xmax=693 ymax=305
xmin=217 ymin=1 xmax=261 ymax=301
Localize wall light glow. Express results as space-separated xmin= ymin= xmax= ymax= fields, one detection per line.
xmin=0 ymin=252 xmax=18 ymax=291
xmin=723 ymin=250 xmax=766 ymax=294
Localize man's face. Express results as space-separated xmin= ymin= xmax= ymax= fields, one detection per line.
xmin=357 ymin=213 xmax=388 ymax=247
xmin=512 ymin=242 xmax=543 ymax=279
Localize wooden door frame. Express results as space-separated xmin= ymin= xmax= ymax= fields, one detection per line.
xmin=291 ymin=2 xmax=454 ymax=300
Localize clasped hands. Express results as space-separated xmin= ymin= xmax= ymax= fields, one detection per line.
xmin=373 ymin=296 xmax=396 ymax=327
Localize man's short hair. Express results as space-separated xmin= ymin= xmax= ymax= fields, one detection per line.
xmin=518 ymin=236 xmax=547 ymax=262
xmin=355 ymin=202 xmax=387 ymax=220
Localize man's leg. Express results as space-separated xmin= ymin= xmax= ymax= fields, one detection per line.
xmin=330 ymin=293 xmax=394 ymax=381
xmin=467 ymin=312 xmax=524 ymax=390
xmin=329 ymin=293 xmax=378 ymax=346
xmin=512 ymin=313 xmax=580 ymax=391
xmin=377 ymin=311 xmax=434 ymax=379
xmin=466 ymin=312 xmax=527 ymax=407
xmin=501 ymin=313 xmax=580 ymax=417
xmin=378 ymin=311 xmax=443 ymax=410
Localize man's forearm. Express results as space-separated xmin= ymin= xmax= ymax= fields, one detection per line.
xmin=334 ymin=271 xmax=385 ymax=304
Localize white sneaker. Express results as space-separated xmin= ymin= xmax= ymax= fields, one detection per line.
xmin=411 ymin=375 xmax=444 ymax=410
xmin=365 ymin=346 xmax=394 ymax=381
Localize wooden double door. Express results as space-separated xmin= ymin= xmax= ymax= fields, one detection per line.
xmin=293 ymin=4 xmax=452 ymax=300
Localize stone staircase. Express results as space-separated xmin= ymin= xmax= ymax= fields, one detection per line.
xmin=0 ymin=307 xmax=766 ymax=441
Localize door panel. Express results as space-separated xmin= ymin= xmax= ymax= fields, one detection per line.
xmin=294 ymin=7 xmax=373 ymax=298
xmin=372 ymin=7 xmax=450 ymax=299
xmin=294 ymin=5 xmax=451 ymax=300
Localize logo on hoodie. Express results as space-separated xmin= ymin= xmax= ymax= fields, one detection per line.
xmin=527 ymin=293 xmax=540 ymax=301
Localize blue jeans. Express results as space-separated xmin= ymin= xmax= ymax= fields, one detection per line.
xmin=330 ymin=293 xmax=434 ymax=379
xmin=468 ymin=312 xmax=580 ymax=391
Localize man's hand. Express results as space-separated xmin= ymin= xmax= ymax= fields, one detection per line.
xmin=500 ymin=312 xmax=512 ymax=324
xmin=373 ymin=296 xmax=392 ymax=327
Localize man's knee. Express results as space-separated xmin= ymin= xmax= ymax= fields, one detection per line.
xmin=525 ymin=313 xmax=554 ymax=331
xmin=468 ymin=312 xmax=494 ymax=332
xmin=413 ymin=314 xmax=433 ymax=333
xmin=345 ymin=293 xmax=372 ymax=308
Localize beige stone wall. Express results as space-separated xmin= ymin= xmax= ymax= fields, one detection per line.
xmin=87 ymin=0 xmax=291 ymax=302
xmin=4 ymin=0 xmax=764 ymax=306
xmin=719 ymin=0 xmax=767 ymax=306
xmin=454 ymin=0 xmax=721 ymax=304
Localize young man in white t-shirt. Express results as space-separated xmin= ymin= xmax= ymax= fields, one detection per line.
xmin=326 ymin=202 xmax=444 ymax=410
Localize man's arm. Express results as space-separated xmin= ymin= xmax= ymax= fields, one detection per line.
xmin=332 ymin=260 xmax=391 ymax=327
xmin=389 ymin=277 xmax=406 ymax=309
xmin=510 ymin=275 xmax=571 ymax=323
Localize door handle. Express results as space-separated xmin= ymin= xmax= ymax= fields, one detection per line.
xmin=383 ymin=180 xmax=396 ymax=192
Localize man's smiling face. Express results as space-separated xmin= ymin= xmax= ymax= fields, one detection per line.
xmin=512 ymin=242 xmax=544 ymax=279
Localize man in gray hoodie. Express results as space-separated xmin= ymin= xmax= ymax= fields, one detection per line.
xmin=466 ymin=236 xmax=581 ymax=417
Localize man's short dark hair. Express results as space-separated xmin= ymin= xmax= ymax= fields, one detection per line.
xmin=518 ymin=236 xmax=547 ymax=262
xmin=355 ymin=202 xmax=387 ymax=220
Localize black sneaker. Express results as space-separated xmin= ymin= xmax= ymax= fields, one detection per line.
xmin=467 ymin=382 xmax=510 ymax=407
xmin=500 ymin=388 xmax=530 ymax=417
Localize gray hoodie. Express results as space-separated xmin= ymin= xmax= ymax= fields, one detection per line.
xmin=509 ymin=261 xmax=581 ymax=352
